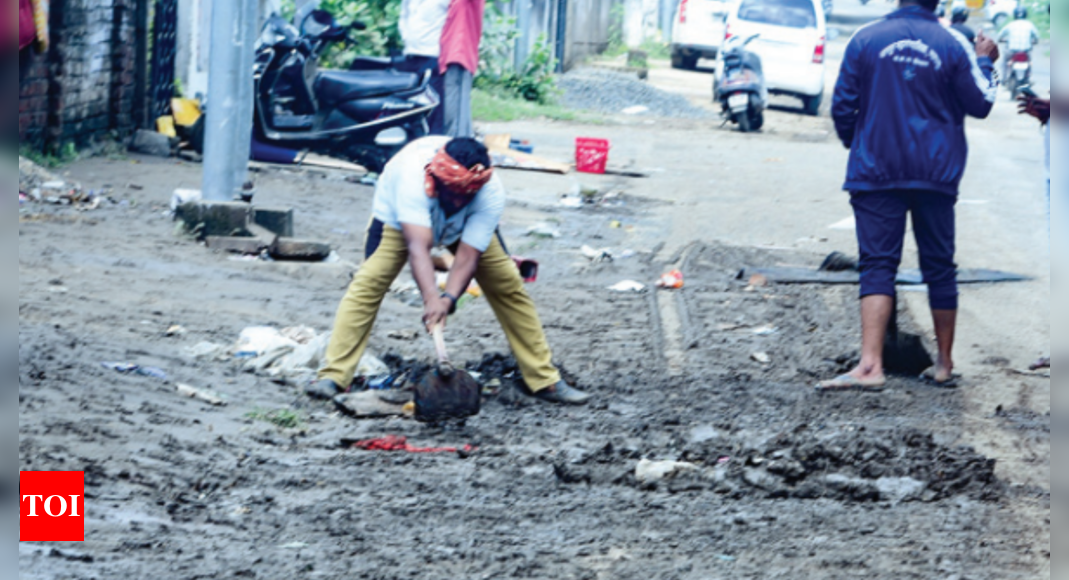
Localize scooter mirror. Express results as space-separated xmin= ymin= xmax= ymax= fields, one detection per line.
xmin=351 ymin=21 xmax=368 ymax=31
xmin=301 ymin=9 xmax=336 ymax=37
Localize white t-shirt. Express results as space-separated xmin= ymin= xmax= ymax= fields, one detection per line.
xmin=371 ymin=137 xmax=506 ymax=252
xmin=399 ymin=0 xmax=450 ymax=57
xmin=998 ymin=19 xmax=1040 ymax=52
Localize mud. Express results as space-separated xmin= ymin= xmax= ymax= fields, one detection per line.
xmin=19 ymin=156 xmax=1043 ymax=578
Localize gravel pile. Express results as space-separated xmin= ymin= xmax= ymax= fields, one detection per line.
xmin=558 ymin=68 xmax=715 ymax=119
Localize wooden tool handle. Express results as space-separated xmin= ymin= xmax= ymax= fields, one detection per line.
xmin=432 ymin=323 xmax=450 ymax=365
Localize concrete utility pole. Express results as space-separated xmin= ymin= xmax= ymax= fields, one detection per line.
xmin=202 ymin=0 xmax=260 ymax=201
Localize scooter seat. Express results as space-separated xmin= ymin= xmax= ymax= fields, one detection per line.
xmin=316 ymin=70 xmax=420 ymax=106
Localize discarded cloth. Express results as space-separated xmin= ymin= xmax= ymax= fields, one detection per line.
xmin=349 ymin=435 xmax=475 ymax=454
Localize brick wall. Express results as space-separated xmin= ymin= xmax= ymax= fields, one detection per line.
xmin=19 ymin=0 xmax=146 ymax=151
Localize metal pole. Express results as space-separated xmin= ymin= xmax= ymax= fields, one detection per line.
xmin=516 ymin=0 xmax=532 ymax=70
xmin=202 ymin=0 xmax=258 ymax=201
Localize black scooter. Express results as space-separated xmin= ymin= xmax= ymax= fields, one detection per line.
xmin=714 ymin=34 xmax=767 ymax=133
xmin=194 ymin=10 xmax=438 ymax=173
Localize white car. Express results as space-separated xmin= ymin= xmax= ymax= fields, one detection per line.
xmin=985 ymin=0 xmax=1018 ymax=28
xmin=670 ymin=0 xmax=734 ymax=69
xmin=719 ymin=0 xmax=827 ymax=115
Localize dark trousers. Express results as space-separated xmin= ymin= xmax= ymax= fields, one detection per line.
xmin=397 ymin=55 xmax=445 ymax=136
xmin=851 ymin=190 xmax=959 ymax=310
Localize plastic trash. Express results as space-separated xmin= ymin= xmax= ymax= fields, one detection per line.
xmin=657 ymin=270 xmax=684 ymax=289
xmin=101 ymin=362 xmax=167 ymax=380
xmin=234 ymin=327 xmax=299 ymax=358
xmin=608 ymin=280 xmax=646 ymax=293
xmin=635 ymin=459 xmax=699 ymax=484
xmin=170 ymin=188 xmax=202 ymax=211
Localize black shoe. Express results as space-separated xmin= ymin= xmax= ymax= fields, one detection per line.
xmin=306 ymin=379 xmax=342 ymax=400
xmin=533 ymin=381 xmax=592 ymax=405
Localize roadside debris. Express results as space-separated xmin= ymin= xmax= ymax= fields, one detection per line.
xmin=751 ymin=352 xmax=771 ymax=364
xmin=334 ymin=391 xmax=408 ymax=418
xmin=175 ymin=383 xmax=226 ymax=406
xmin=345 ymin=435 xmax=476 ymax=454
xmin=484 ymin=134 xmax=571 ymax=174
xmin=656 ymin=270 xmax=684 ymax=289
xmin=101 ymin=362 xmax=168 ymax=380
xmin=526 ymin=223 xmax=561 ymax=239
xmin=608 ymin=280 xmax=646 ymax=293
xmin=581 ymin=245 xmax=614 ymax=263
xmin=634 ymin=458 xmax=698 ymax=484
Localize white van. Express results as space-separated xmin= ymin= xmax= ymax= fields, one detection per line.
xmin=719 ymin=0 xmax=827 ymax=115
xmin=670 ymin=0 xmax=734 ymax=69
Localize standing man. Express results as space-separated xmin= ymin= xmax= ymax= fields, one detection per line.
xmin=438 ymin=0 xmax=486 ymax=138
xmin=822 ymin=0 xmax=1000 ymax=391
xmin=399 ymin=0 xmax=450 ymax=135
xmin=308 ymin=136 xmax=592 ymax=405
xmin=1018 ymin=92 xmax=1052 ymax=371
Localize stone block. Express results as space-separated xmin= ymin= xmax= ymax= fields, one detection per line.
xmin=252 ymin=207 xmax=295 ymax=238
xmin=206 ymin=236 xmax=268 ymax=255
xmin=176 ymin=201 xmax=252 ymax=239
xmin=271 ymin=239 xmax=332 ymax=262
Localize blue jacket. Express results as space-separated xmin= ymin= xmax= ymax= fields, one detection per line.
xmin=832 ymin=6 xmax=998 ymax=196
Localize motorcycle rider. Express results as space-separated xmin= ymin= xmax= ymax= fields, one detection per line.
xmin=996 ymin=7 xmax=1040 ymax=83
xmin=950 ymin=6 xmax=975 ymax=44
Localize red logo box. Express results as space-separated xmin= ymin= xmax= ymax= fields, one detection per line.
xmin=20 ymin=472 xmax=85 ymax=542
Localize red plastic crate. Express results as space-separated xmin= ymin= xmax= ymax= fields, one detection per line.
xmin=575 ymin=137 xmax=610 ymax=174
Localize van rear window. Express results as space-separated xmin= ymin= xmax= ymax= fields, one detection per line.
xmin=738 ymin=0 xmax=817 ymax=28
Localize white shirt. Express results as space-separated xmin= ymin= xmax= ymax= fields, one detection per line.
xmin=399 ymin=0 xmax=450 ymax=57
xmin=998 ymin=19 xmax=1040 ymax=52
xmin=371 ymin=137 xmax=506 ymax=252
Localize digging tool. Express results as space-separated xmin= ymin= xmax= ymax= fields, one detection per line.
xmin=414 ymin=325 xmax=481 ymax=422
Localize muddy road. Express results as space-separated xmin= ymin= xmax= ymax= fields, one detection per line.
xmin=19 ymin=132 xmax=1047 ymax=577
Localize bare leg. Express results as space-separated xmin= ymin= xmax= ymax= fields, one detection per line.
xmin=930 ymin=309 xmax=957 ymax=382
xmin=844 ymin=295 xmax=894 ymax=382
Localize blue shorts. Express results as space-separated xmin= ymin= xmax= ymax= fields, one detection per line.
xmin=851 ymin=190 xmax=959 ymax=310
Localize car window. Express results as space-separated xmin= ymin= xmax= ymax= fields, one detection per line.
xmin=737 ymin=0 xmax=817 ymax=29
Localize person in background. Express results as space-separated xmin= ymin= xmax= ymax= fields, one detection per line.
xmin=950 ymin=6 xmax=975 ymax=44
xmin=438 ymin=0 xmax=486 ymax=138
xmin=824 ymin=0 xmax=999 ymax=391
xmin=398 ymin=0 xmax=450 ymax=135
xmin=997 ymin=7 xmax=1040 ymax=82
xmin=1018 ymin=92 xmax=1051 ymax=371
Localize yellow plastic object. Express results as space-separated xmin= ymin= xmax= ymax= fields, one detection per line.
xmin=33 ymin=0 xmax=50 ymax=51
xmin=156 ymin=116 xmax=178 ymax=138
xmin=171 ymin=98 xmax=203 ymax=127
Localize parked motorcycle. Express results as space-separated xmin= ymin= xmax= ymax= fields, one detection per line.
xmin=1005 ymin=50 xmax=1032 ymax=99
xmin=193 ymin=10 xmax=438 ymax=173
xmin=714 ymin=34 xmax=767 ymax=133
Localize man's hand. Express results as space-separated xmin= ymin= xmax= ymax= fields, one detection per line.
xmin=975 ymin=30 xmax=1000 ymax=62
xmin=1018 ymin=95 xmax=1051 ymax=124
xmin=423 ymin=295 xmax=452 ymax=333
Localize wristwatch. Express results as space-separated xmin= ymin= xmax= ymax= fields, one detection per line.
xmin=440 ymin=292 xmax=458 ymax=315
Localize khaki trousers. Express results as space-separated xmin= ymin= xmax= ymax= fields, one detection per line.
xmin=319 ymin=225 xmax=561 ymax=392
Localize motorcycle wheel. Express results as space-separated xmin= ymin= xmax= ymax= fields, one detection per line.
xmin=346 ymin=144 xmax=392 ymax=175
xmin=737 ymin=111 xmax=752 ymax=133
xmin=750 ymin=111 xmax=765 ymax=132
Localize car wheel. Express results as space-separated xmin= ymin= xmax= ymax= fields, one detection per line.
xmin=672 ymin=53 xmax=699 ymax=70
xmin=803 ymin=92 xmax=823 ymax=117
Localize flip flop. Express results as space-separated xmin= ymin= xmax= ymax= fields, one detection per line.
xmin=919 ymin=367 xmax=960 ymax=389
xmin=816 ymin=374 xmax=887 ymax=392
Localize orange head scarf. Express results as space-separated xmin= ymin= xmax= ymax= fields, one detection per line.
xmin=424 ymin=148 xmax=494 ymax=199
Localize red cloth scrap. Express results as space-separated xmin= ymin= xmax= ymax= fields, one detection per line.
xmin=351 ymin=435 xmax=476 ymax=454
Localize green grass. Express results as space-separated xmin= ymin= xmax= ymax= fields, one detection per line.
xmin=20 ymin=143 xmax=77 ymax=169
xmin=246 ymin=408 xmax=307 ymax=430
xmin=472 ymin=89 xmax=596 ymax=123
